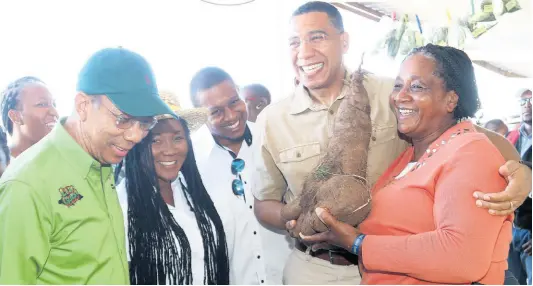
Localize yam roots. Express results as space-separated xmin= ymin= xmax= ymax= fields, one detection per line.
xmin=281 ymin=64 xmax=372 ymax=236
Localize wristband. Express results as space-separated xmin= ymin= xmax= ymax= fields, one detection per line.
xmin=351 ymin=234 xmax=366 ymax=255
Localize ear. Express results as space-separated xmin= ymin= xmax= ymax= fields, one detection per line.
xmin=445 ymin=91 xmax=459 ymax=113
xmin=340 ymin=32 xmax=350 ymax=54
xmin=7 ymin=109 xmax=22 ymax=126
xmin=74 ymin=92 xmax=92 ymax=122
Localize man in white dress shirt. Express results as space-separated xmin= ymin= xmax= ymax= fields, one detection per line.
xmin=190 ymin=67 xmax=293 ymax=285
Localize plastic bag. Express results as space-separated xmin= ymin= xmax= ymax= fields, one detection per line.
xmin=396 ymin=22 xmax=423 ymax=59
xmin=447 ymin=20 xmax=468 ymax=49
xmin=502 ymin=0 xmax=521 ymax=13
xmin=370 ymin=15 xmax=408 ymax=59
xmin=461 ymin=0 xmax=498 ymax=38
xmin=426 ymin=26 xmax=449 ymax=46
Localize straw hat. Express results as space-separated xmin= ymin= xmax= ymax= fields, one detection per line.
xmin=157 ymin=90 xmax=208 ymax=132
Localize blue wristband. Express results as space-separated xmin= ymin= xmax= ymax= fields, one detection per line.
xmin=351 ymin=234 xmax=366 ymax=255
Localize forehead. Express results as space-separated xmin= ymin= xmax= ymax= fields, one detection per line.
xmin=152 ymin=118 xmax=184 ymax=135
xmin=242 ymin=89 xmax=262 ymax=101
xmin=398 ymin=54 xmax=438 ymax=79
xmin=290 ymin=12 xmax=336 ymax=35
xmin=19 ymin=83 xmax=52 ymax=101
xmin=520 ymin=90 xmax=532 ymax=98
xmin=197 ymin=80 xmax=238 ymax=108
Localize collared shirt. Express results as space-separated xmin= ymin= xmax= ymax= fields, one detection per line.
xmin=0 ymin=118 xmax=129 ymax=284
xmin=252 ymin=71 xmax=408 ymax=203
xmin=117 ymin=173 xmax=236 ymax=284
xmin=518 ymin=124 xmax=532 ymax=159
xmin=192 ymin=123 xmax=293 ymax=285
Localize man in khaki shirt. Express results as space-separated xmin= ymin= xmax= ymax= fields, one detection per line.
xmin=252 ymin=1 xmax=531 ymax=285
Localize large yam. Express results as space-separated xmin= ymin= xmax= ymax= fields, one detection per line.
xmin=282 ymin=63 xmax=372 ymax=236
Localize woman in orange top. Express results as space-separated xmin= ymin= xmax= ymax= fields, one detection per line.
xmin=301 ymin=44 xmax=513 ymax=284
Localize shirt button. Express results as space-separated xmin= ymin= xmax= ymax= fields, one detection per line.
xmin=257 ymin=255 xmax=261 ymax=259
xmin=329 ymin=110 xmax=334 ymax=115
xmin=372 ymin=136 xmax=377 ymax=141
xmin=244 ymin=181 xmax=247 ymax=185
xmin=249 ymin=205 xmax=253 ymax=210
xmin=261 ymin=280 xmax=264 ymax=283
xmin=296 ymin=152 xmax=301 ymax=158
xmin=253 ymin=231 xmax=257 ymax=235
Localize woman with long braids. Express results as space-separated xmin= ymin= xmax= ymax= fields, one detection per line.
xmin=299 ymin=44 xmax=513 ymax=284
xmin=0 ymin=76 xmax=58 ymax=158
xmin=116 ymin=92 xmax=231 ymax=285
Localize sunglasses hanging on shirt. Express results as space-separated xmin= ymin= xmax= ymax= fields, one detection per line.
xmin=231 ymin=158 xmax=246 ymax=202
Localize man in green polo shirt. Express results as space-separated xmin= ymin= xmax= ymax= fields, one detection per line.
xmin=0 ymin=47 xmax=174 ymax=284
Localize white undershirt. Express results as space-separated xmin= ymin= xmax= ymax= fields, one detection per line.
xmin=395 ymin=162 xmax=417 ymax=179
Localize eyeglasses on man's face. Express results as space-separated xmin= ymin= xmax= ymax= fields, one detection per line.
xmin=100 ymin=101 xmax=158 ymax=131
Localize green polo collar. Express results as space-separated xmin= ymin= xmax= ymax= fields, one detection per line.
xmin=49 ymin=117 xmax=111 ymax=180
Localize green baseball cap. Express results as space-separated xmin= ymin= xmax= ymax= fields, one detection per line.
xmin=76 ymin=47 xmax=174 ymax=117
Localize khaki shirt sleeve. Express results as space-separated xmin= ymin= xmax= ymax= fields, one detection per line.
xmin=0 ymin=180 xmax=52 ymax=284
xmin=251 ymin=111 xmax=287 ymax=202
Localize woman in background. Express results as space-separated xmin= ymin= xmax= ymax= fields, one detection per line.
xmin=0 ymin=76 xmax=58 ymax=158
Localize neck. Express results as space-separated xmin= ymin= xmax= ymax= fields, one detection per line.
xmin=159 ymin=179 xmax=174 ymax=206
xmin=523 ymin=122 xmax=532 ymax=135
xmin=412 ymin=118 xmax=457 ymax=161
xmin=307 ymin=68 xmax=345 ymax=107
xmin=64 ymin=116 xmax=99 ymax=163
xmin=216 ymin=136 xmax=243 ymax=155
xmin=9 ymin=132 xmax=35 ymax=158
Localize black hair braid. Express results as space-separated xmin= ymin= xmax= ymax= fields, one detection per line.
xmin=179 ymin=124 xmax=230 ymax=284
xmin=0 ymin=76 xmax=44 ymax=135
xmin=0 ymin=129 xmax=9 ymax=166
xmin=408 ymin=44 xmax=480 ymax=120
xmin=125 ymin=130 xmax=192 ymax=285
xmin=124 ymin=117 xmax=229 ymax=285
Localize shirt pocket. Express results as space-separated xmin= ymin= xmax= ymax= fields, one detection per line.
xmin=367 ymin=124 xmax=402 ymax=186
xmin=279 ymin=142 xmax=321 ymax=163
xmin=370 ymin=124 xmax=397 ymax=147
xmin=278 ymin=143 xmax=322 ymax=182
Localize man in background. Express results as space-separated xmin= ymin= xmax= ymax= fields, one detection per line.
xmin=242 ymin=83 xmax=271 ymax=123
xmin=484 ymin=119 xmax=509 ymax=137
xmin=506 ymin=88 xmax=532 ymax=285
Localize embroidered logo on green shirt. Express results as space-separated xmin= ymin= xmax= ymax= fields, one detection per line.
xmin=58 ymin=185 xmax=83 ymax=207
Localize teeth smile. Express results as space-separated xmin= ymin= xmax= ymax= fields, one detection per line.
xmin=160 ymin=161 xmax=177 ymax=166
xmin=301 ymin=63 xmax=324 ymax=73
xmin=398 ymin=108 xmax=415 ymax=116
xmin=227 ymin=121 xmax=239 ymax=129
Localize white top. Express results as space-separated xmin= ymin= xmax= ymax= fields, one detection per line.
xmin=192 ymin=123 xmax=294 ymax=285
xmin=395 ymin=162 xmax=418 ymax=179
xmin=117 ymin=173 xmax=236 ymax=285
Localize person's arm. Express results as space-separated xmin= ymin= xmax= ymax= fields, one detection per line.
xmin=474 ymin=126 xmax=531 ymax=216
xmin=362 ymin=138 xmax=511 ymax=284
xmin=254 ymin=198 xmax=286 ymax=230
xmin=251 ymin=112 xmax=289 ymax=231
xmin=0 ymin=180 xmax=52 ymax=284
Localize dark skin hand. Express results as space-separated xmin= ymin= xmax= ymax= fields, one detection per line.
xmin=474 ymin=160 xmax=531 ymax=216
xmin=287 ymin=207 xmax=362 ymax=252
xmin=523 ymin=240 xmax=532 ymax=256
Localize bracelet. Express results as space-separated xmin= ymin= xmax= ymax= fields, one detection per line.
xmin=351 ymin=234 xmax=366 ymax=255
